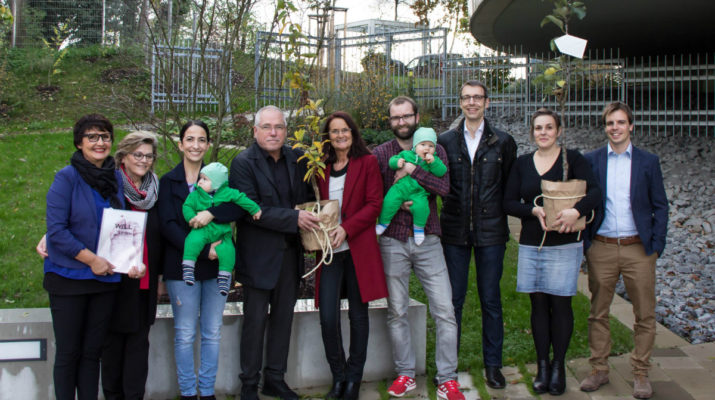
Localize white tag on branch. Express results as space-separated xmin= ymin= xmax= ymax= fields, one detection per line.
xmin=554 ymin=34 xmax=588 ymax=59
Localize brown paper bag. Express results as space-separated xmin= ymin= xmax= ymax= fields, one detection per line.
xmin=295 ymin=199 xmax=340 ymax=251
xmin=537 ymin=179 xmax=587 ymax=231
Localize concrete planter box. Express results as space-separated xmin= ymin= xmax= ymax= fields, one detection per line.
xmin=0 ymin=299 xmax=426 ymax=399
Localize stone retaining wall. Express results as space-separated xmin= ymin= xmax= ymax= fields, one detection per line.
xmin=0 ymin=299 xmax=427 ymax=399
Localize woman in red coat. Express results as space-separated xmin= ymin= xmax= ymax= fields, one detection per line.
xmin=314 ymin=111 xmax=389 ymax=400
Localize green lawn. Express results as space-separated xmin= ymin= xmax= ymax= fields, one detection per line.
xmin=1 ymin=46 xmax=148 ymax=133
xmin=0 ymin=129 xmax=201 ymax=308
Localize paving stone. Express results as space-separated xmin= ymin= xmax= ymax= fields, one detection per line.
xmin=649 ymin=380 xmax=695 ymax=400
xmin=588 ymin=396 xmax=631 ymax=400
xmin=502 ymin=366 xmax=522 ymax=386
xmin=651 ymin=347 xmax=687 ymax=357
xmin=457 ymin=371 xmax=480 ymax=400
xmin=679 ymin=343 xmax=715 ymax=373
xmin=659 ymin=368 xmax=715 ymax=399
xmin=502 ymin=381 xmax=531 ymax=399
xmin=655 ymin=356 xmax=705 ymax=370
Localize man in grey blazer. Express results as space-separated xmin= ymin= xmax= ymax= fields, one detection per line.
xmin=580 ymin=102 xmax=668 ymax=399
xmin=229 ymin=105 xmax=319 ymax=400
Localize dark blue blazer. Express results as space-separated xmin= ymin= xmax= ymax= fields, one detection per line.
xmin=46 ymin=165 xmax=125 ymax=269
xmin=584 ymin=145 xmax=668 ymax=256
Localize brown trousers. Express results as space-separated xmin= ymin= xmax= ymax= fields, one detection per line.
xmin=586 ymin=240 xmax=657 ymax=376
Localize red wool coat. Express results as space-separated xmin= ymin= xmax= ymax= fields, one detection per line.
xmin=314 ymin=154 xmax=389 ymax=306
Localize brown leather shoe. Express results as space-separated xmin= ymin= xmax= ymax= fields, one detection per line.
xmin=633 ymin=375 xmax=653 ymax=399
xmin=579 ymin=369 xmax=609 ymax=392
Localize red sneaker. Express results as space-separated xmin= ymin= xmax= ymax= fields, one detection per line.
xmin=387 ymin=375 xmax=416 ymax=397
xmin=437 ymin=380 xmax=465 ymax=400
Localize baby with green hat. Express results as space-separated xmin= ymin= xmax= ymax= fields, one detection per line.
xmin=182 ymin=162 xmax=262 ymax=295
xmin=376 ymin=127 xmax=447 ymax=245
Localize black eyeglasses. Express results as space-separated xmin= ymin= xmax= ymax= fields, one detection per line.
xmin=130 ymin=152 xmax=156 ymax=161
xmin=83 ymin=133 xmax=112 ymax=143
xmin=460 ymin=94 xmax=487 ymax=103
xmin=388 ymin=113 xmax=416 ymax=123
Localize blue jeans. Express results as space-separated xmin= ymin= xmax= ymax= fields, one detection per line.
xmin=443 ymin=242 xmax=506 ymax=367
xmin=166 ymin=279 xmax=227 ymax=397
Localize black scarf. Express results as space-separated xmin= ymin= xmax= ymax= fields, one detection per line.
xmin=70 ymin=150 xmax=122 ymax=209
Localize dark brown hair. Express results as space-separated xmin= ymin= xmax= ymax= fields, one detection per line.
xmin=388 ymin=96 xmax=419 ymax=116
xmin=73 ymin=114 xmax=114 ymax=148
xmin=601 ymin=101 xmax=634 ymax=125
xmin=321 ymin=111 xmax=371 ymax=164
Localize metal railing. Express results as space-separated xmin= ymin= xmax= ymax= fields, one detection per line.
xmin=151 ymin=41 xmax=231 ymax=113
xmin=254 ymin=29 xmax=713 ymax=136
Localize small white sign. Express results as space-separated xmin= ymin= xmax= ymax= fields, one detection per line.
xmin=554 ymin=34 xmax=588 ymax=59
xmin=0 ymin=340 xmax=44 ymax=361
xmin=96 ymin=208 xmax=147 ymax=274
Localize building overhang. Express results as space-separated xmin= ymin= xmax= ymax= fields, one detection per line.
xmin=470 ymin=0 xmax=715 ymax=56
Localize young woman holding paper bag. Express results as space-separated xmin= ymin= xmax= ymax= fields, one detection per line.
xmin=504 ymin=108 xmax=600 ymax=396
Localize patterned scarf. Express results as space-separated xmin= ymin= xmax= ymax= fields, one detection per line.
xmin=120 ymin=164 xmax=159 ymax=211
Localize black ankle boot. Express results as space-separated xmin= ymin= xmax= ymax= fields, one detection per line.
xmin=342 ymin=381 xmax=361 ymax=400
xmin=532 ymin=359 xmax=551 ymax=394
xmin=549 ymin=360 xmax=566 ymax=395
xmin=325 ymin=380 xmax=345 ymax=399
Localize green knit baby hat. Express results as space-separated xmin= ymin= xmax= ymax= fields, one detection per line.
xmin=200 ymin=162 xmax=228 ymax=191
xmin=412 ymin=127 xmax=437 ymax=151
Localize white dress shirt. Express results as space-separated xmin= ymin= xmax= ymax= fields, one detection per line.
xmin=463 ymin=119 xmax=485 ymax=163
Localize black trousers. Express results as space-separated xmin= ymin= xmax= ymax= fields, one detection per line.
xmin=239 ymin=247 xmax=299 ymax=385
xmin=318 ymin=251 xmax=369 ymax=383
xmin=49 ymin=290 xmax=116 ymax=400
xmin=101 ymin=291 xmax=151 ymax=400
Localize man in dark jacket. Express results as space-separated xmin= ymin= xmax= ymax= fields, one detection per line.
xmin=437 ymin=80 xmax=517 ymax=389
xmin=229 ymin=105 xmax=320 ymax=400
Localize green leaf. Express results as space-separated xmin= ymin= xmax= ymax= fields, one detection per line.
xmin=557 ymin=80 xmax=566 ymax=87
xmin=540 ymin=15 xmax=564 ymax=31
xmin=573 ymin=7 xmax=586 ymax=20
xmin=549 ymin=39 xmax=557 ymax=52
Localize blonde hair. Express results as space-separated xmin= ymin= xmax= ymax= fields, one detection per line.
xmin=115 ymin=131 xmax=158 ymax=170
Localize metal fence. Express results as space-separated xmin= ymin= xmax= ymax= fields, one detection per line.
xmin=255 ymin=28 xmax=714 ymax=137
xmin=151 ymin=41 xmax=231 ymax=113
xmin=255 ymin=28 xmax=450 ymax=119
xmin=8 ymin=0 xmax=145 ymax=47
xmin=449 ymin=49 xmax=714 ymax=137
